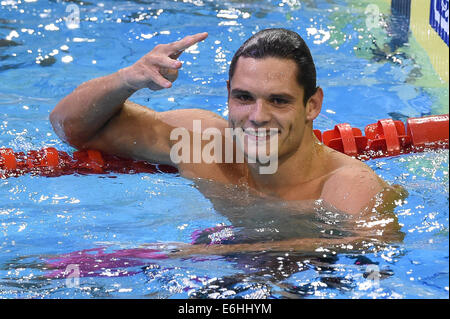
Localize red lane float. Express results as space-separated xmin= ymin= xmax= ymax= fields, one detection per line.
xmin=1 ymin=114 xmax=448 ymax=179
xmin=0 ymin=148 xmax=178 ymax=179
xmin=316 ymin=114 xmax=448 ymax=159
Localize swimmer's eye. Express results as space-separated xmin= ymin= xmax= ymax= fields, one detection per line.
xmin=235 ymin=94 xmax=253 ymax=103
xmin=270 ymin=97 xmax=289 ymax=105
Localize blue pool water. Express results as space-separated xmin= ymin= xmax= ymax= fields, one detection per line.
xmin=0 ymin=0 xmax=448 ymax=298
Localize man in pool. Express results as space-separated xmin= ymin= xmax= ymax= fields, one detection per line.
xmin=50 ymin=29 xmax=404 ymax=251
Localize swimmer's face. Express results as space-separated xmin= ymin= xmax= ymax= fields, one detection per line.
xmin=227 ymin=57 xmax=320 ymax=163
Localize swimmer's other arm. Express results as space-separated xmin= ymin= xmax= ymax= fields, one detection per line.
xmin=168 ymin=236 xmax=384 ymax=258
xmin=49 ymin=32 xmax=222 ymax=165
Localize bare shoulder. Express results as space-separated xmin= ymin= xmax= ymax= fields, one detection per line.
xmin=320 ymin=153 xmax=387 ymax=215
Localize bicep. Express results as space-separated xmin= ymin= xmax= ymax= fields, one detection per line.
xmin=82 ymin=100 xmax=227 ymax=165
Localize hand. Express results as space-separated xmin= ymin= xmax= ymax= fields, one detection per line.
xmin=118 ymin=32 xmax=208 ymax=91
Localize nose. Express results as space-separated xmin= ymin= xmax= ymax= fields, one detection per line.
xmin=248 ymin=99 xmax=271 ymax=127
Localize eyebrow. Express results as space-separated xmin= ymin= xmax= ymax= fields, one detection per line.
xmin=268 ymin=93 xmax=296 ymax=101
xmin=230 ymin=89 xmax=253 ymax=97
xmin=231 ymin=89 xmax=296 ymax=101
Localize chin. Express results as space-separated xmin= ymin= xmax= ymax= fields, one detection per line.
xmin=243 ymin=140 xmax=280 ymax=163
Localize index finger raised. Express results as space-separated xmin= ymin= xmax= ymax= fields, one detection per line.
xmin=166 ymin=32 xmax=208 ymax=56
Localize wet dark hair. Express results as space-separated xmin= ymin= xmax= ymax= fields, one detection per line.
xmin=229 ymin=28 xmax=318 ymax=105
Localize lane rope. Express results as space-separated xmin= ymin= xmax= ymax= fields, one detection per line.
xmin=1 ymin=114 xmax=448 ymax=178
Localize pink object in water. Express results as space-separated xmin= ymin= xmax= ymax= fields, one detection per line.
xmin=44 ymin=247 xmax=168 ymax=279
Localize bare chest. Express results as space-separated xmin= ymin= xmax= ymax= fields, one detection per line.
xmin=180 ymin=162 xmax=330 ymax=202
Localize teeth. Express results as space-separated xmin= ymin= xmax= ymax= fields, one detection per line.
xmin=248 ymin=130 xmax=266 ymax=137
xmin=244 ymin=129 xmax=278 ymax=137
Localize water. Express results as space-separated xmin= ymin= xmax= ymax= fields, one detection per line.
xmin=0 ymin=0 xmax=448 ymax=298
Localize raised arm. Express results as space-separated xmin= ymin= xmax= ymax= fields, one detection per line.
xmin=49 ymin=32 xmax=222 ymax=164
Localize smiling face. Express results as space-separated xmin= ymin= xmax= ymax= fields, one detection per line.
xmin=227 ymin=56 xmax=319 ymax=163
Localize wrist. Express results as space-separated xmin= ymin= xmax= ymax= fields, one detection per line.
xmin=117 ymin=67 xmax=140 ymax=93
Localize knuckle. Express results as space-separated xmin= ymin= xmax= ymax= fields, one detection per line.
xmin=146 ymin=55 xmax=163 ymax=66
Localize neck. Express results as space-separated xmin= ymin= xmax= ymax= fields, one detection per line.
xmin=246 ymin=129 xmax=323 ymax=197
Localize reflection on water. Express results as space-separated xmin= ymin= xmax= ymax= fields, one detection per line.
xmin=183 ymin=252 xmax=394 ymax=299
xmin=1 ymin=244 xmax=402 ymax=298
xmin=192 ymin=177 xmax=405 ymax=244
xmin=0 ymin=172 xmax=409 ymax=298
xmin=192 ymin=179 xmax=354 ymax=242
xmin=0 ymin=0 xmax=448 ymax=298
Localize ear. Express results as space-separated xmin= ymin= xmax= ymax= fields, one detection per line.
xmin=226 ymin=80 xmax=230 ymax=95
xmin=305 ymin=87 xmax=323 ymax=121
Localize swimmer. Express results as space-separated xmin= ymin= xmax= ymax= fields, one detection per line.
xmin=50 ymin=29 xmax=406 ymax=250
